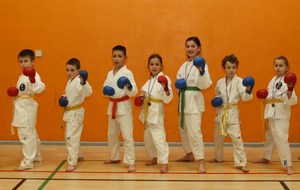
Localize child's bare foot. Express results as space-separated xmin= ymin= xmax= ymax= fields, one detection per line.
xmin=209 ymin=158 xmax=223 ymax=163
xmin=15 ymin=166 xmax=30 ymax=171
xmin=160 ymin=164 xmax=168 ymax=174
xmin=176 ymin=152 xmax=195 ymax=162
xmin=104 ymin=159 xmax=120 ymax=164
xmin=236 ymin=166 xmax=249 ymax=173
xmin=77 ymin=157 xmax=84 ymax=162
xmin=65 ymin=165 xmax=76 ymax=172
xmin=145 ymin=157 xmax=157 ymax=166
xmin=287 ymin=166 xmax=295 ymax=175
xmin=252 ymin=158 xmax=270 ymax=163
xmin=128 ymin=164 xmax=136 ymax=173
xmin=198 ymin=160 xmax=206 ymax=174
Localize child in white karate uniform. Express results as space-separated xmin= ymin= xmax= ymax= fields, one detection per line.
xmin=103 ymin=45 xmax=138 ymax=173
xmin=175 ymin=36 xmax=212 ymax=173
xmin=136 ymin=54 xmax=173 ymax=173
xmin=253 ymin=56 xmax=297 ymax=175
xmin=9 ymin=49 xmax=45 ymax=171
xmin=210 ymin=54 xmax=253 ymax=172
xmin=60 ymin=58 xmax=92 ymax=172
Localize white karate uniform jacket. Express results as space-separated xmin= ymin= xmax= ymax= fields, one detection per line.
xmin=12 ymin=72 xmax=45 ymax=128
xmin=214 ymin=75 xmax=253 ymax=124
xmin=139 ymin=72 xmax=173 ymax=124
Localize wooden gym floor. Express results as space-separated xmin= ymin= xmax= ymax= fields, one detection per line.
xmin=0 ymin=143 xmax=300 ymax=190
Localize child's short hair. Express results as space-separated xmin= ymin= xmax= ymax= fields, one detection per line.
xmin=148 ymin=53 xmax=163 ymax=66
xmin=186 ymin=36 xmax=201 ymax=47
xmin=274 ymin=55 xmax=289 ymax=67
xmin=222 ymin=54 xmax=239 ymax=69
xmin=66 ymin=58 xmax=81 ymax=69
xmin=112 ymin=45 xmax=126 ymax=56
xmin=18 ymin=49 xmax=35 ymax=61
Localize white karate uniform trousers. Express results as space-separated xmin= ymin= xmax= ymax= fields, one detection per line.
xmin=213 ymin=122 xmax=247 ymax=167
xmin=107 ymin=114 xmax=135 ymax=165
xmin=179 ymin=113 xmax=204 ymax=160
xmin=144 ymin=121 xmax=169 ymax=164
xmin=65 ymin=120 xmax=83 ymax=166
xmin=264 ymin=119 xmax=292 ymax=167
xmin=18 ymin=127 xmax=41 ymax=168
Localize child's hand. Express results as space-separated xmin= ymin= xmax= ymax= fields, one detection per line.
xmin=23 ymin=67 xmax=36 ymax=83
xmin=242 ymin=76 xmax=255 ymax=94
xmin=157 ymin=75 xmax=169 ymax=92
xmin=193 ymin=56 xmax=205 ymax=76
xmin=284 ymin=72 xmax=297 ymax=92
xmin=79 ymin=70 xmax=88 ymax=85
xmin=117 ymin=76 xmax=132 ymax=90
xmin=7 ymin=87 xmax=19 ymax=97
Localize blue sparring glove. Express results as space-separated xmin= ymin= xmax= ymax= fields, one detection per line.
xmin=59 ymin=96 xmax=69 ymax=107
xmin=242 ymin=76 xmax=255 ymax=94
xmin=117 ymin=76 xmax=132 ymax=90
xmin=175 ymin=79 xmax=186 ymax=90
xmin=193 ymin=56 xmax=206 ymax=76
xmin=103 ymin=86 xmax=115 ymax=96
xmin=79 ymin=70 xmax=88 ymax=85
xmin=211 ymin=97 xmax=223 ymax=107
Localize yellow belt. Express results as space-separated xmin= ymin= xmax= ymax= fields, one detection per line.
xmin=220 ymin=103 xmax=238 ymax=136
xmin=264 ymin=99 xmax=283 ymax=105
xmin=15 ymin=94 xmax=34 ymax=99
xmin=64 ymin=104 xmax=82 ymax=111
xmin=143 ymin=97 xmax=163 ymax=125
xmin=261 ymin=99 xmax=283 ymax=140
xmin=11 ymin=94 xmax=34 ymax=135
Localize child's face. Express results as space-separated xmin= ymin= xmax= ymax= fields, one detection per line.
xmin=185 ymin=40 xmax=200 ymax=60
xmin=274 ymin=59 xmax=288 ymax=77
xmin=148 ymin=57 xmax=162 ymax=76
xmin=112 ymin=50 xmax=126 ymax=69
xmin=19 ymin=56 xmax=34 ymax=68
xmin=66 ymin=64 xmax=79 ymax=80
xmin=224 ymin=61 xmax=237 ymax=79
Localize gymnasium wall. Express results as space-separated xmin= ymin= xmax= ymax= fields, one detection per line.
xmin=1 ymin=0 xmax=299 ymax=142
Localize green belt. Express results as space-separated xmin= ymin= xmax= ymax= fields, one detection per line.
xmin=179 ymin=86 xmax=201 ymax=129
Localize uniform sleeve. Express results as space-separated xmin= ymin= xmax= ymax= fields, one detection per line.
xmin=196 ymin=65 xmax=212 ymax=90
xmin=81 ymin=81 xmax=93 ymax=97
xmin=238 ymin=79 xmax=253 ymax=102
xmin=282 ymin=90 xmax=298 ymax=106
xmin=124 ymin=71 xmax=138 ymax=97
xmin=161 ymin=77 xmax=173 ymax=104
xmin=31 ymin=73 xmax=45 ymax=94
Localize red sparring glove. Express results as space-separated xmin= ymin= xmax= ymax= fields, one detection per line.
xmin=157 ymin=75 xmax=169 ymax=91
xmin=256 ymin=89 xmax=268 ymax=99
xmin=284 ymin=72 xmax=297 ymax=92
xmin=7 ymin=87 xmax=19 ymax=97
xmin=134 ymin=96 xmax=144 ymax=106
xmin=23 ymin=67 xmax=36 ymax=83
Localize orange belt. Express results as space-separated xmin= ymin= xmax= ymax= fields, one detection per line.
xmin=109 ymin=96 xmax=129 ymax=119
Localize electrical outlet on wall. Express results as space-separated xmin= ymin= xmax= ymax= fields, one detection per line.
xmin=35 ymin=50 xmax=42 ymax=57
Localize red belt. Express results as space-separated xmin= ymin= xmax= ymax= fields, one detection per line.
xmin=109 ymin=96 xmax=129 ymax=119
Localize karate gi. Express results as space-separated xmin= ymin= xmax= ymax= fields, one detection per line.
xmin=176 ymin=59 xmax=212 ymax=160
xmin=63 ymin=75 xmax=92 ymax=166
xmin=213 ymin=75 xmax=252 ymax=167
xmin=11 ymin=71 xmax=45 ymax=168
xmin=263 ymin=75 xmax=297 ymax=167
xmin=103 ymin=65 xmax=137 ymax=165
xmin=139 ymin=72 xmax=173 ymax=164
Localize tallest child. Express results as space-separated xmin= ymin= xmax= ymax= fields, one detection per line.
xmin=175 ymin=37 xmax=212 ymax=173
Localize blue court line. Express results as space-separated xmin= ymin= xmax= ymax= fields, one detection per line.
xmin=37 ymin=160 xmax=66 ymax=190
